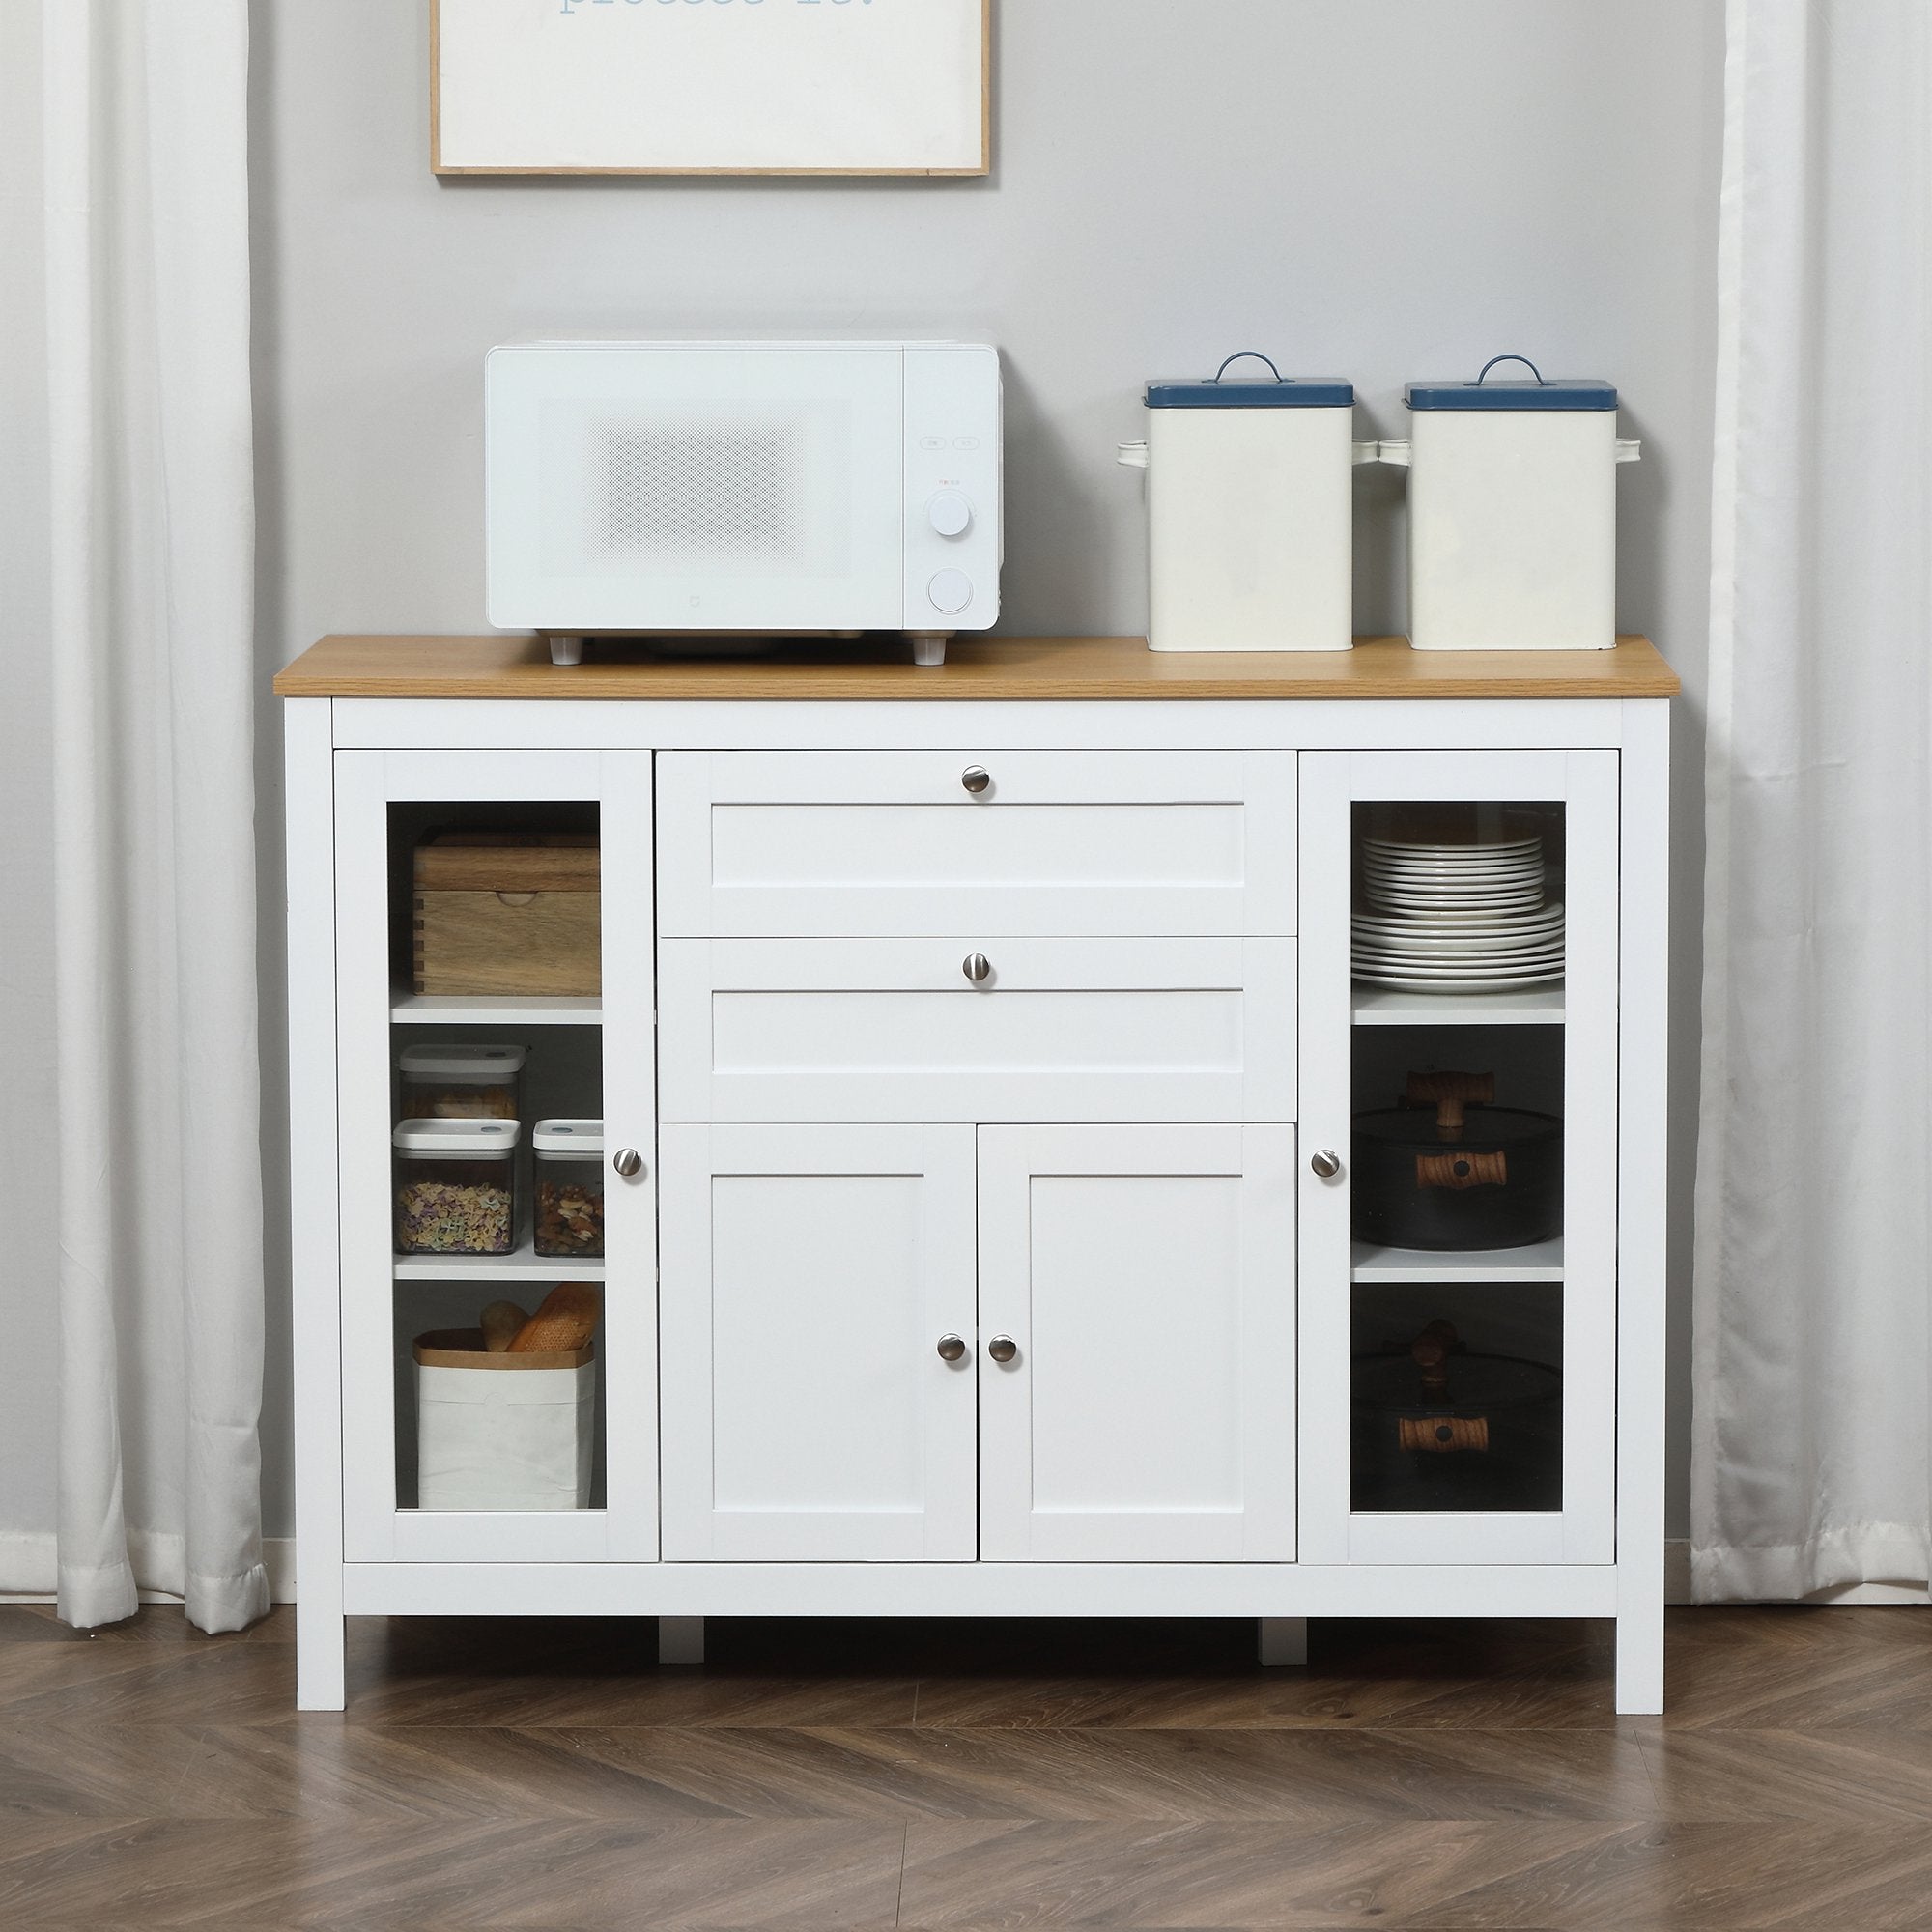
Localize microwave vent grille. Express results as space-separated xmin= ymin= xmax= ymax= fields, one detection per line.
xmin=590 ymin=413 xmax=805 ymax=567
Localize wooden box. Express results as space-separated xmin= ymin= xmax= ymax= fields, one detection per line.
xmin=412 ymin=833 xmax=600 ymax=997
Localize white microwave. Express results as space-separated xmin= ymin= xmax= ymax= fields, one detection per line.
xmin=486 ymin=341 xmax=1002 ymax=666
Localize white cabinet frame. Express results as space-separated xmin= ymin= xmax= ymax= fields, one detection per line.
xmin=287 ymin=696 xmax=1668 ymax=1718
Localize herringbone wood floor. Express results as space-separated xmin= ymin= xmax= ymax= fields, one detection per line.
xmin=2 ymin=1605 xmax=1930 ymax=1928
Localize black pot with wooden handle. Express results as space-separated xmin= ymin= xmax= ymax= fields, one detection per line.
xmin=1350 ymin=1070 xmax=1562 ymax=1251
xmin=1350 ymin=1319 xmax=1563 ymax=1512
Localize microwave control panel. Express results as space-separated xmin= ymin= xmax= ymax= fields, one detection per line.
xmin=903 ymin=345 xmax=1004 ymax=632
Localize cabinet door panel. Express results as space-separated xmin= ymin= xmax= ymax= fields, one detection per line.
xmin=660 ymin=1124 xmax=977 ymax=1560
xmin=978 ymin=1125 xmax=1297 ymax=1562
xmin=332 ymin=749 xmax=656 ymax=1566
xmin=1297 ymin=750 xmax=1618 ymax=1568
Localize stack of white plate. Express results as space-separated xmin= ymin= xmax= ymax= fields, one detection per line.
xmin=1353 ymin=830 xmax=1564 ymax=994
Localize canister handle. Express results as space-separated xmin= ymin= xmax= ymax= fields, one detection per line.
xmin=1475 ymin=354 xmax=1548 ymax=386
xmin=1213 ymin=351 xmax=1285 ymax=384
xmin=1116 ymin=440 xmax=1149 ymax=469
xmin=1377 ymin=438 xmax=1412 ymax=467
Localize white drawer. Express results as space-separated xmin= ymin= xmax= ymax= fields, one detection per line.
xmin=657 ymin=751 xmax=1296 ymax=937
xmin=659 ymin=937 xmax=1296 ymax=1124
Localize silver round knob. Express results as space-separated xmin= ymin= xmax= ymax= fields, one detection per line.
xmin=987 ymin=1335 xmax=1018 ymax=1365
xmin=613 ymin=1148 xmax=645 ymax=1179
xmin=963 ymin=952 xmax=992 ymax=984
xmin=1310 ymin=1150 xmax=1342 ymax=1179
xmin=936 ymin=1334 xmax=967 ymax=1363
xmin=961 ymin=766 xmax=991 ymax=795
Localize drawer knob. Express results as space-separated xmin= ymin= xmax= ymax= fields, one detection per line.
xmin=961 ymin=766 xmax=991 ymax=795
xmin=987 ymin=1335 xmax=1019 ymax=1365
xmin=613 ymin=1148 xmax=645 ymax=1179
xmin=1310 ymin=1150 xmax=1342 ymax=1179
xmin=936 ymin=1333 xmax=968 ymax=1363
xmin=962 ymin=952 xmax=992 ymax=984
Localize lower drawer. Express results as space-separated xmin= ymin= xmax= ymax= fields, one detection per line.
xmin=659 ymin=938 xmax=1296 ymax=1124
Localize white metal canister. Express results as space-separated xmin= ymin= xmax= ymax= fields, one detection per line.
xmin=413 ymin=1330 xmax=595 ymax=1512
xmin=1381 ymin=355 xmax=1642 ymax=652
xmin=1119 ymin=354 xmax=1378 ymax=653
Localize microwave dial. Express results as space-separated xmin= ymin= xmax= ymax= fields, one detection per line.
xmin=927 ymin=490 xmax=974 ymax=539
xmin=928 ymin=569 xmax=975 ymax=615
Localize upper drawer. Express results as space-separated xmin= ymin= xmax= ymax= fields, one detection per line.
xmin=657 ymin=752 xmax=1296 ymax=938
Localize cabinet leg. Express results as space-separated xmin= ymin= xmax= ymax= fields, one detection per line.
xmin=1615 ymin=1604 xmax=1664 ymax=1715
xmin=659 ymin=1616 xmax=705 ymax=1667
xmin=297 ymin=1601 xmax=347 ymax=1711
xmin=1257 ymin=1617 xmax=1308 ymax=1668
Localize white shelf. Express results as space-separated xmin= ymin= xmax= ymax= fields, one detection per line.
xmin=394 ymin=1236 xmax=606 ymax=1284
xmin=390 ymin=992 xmax=602 ymax=1027
xmin=1351 ymin=1236 xmax=1565 ymax=1283
xmin=1352 ymin=982 xmax=1566 ymax=1026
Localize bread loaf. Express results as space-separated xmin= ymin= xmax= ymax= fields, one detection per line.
xmin=508 ymin=1282 xmax=602 ymax=1354
xmin=480 ymin=1300 xmax=528 ymax=1353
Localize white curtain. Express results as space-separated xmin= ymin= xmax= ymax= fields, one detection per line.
xmin=1694 ymin=0 xmax=1932 ymax=1600
xmin=35 ymin=0 xmax=268 ymax=1630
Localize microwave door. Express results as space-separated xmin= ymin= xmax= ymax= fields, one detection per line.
xmin=489 ymin=346 xmax=906 ymax=635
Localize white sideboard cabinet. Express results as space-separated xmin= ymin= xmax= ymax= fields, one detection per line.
xmin=278 ymin=634 xmax=1677 ymax=1714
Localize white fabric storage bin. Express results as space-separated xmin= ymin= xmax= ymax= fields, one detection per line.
xmin=1382 ymin=356 xmax=1642 ymax=651
xmin=413 ymin=1329 xmax=594 ymax=1511
xmin=1120 ymin=354 xmax=1376 ymax=653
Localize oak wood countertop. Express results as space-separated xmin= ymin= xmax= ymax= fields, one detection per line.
xmin=274 ymin=634 xmax=1680 ymax=701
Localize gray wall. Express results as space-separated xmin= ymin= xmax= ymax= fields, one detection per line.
xmin=252 ymin=0 xmax=1722 ymax=1543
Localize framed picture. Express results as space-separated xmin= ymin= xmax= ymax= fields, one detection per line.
xmin=431 ymin=0 xmax=990 ymax=178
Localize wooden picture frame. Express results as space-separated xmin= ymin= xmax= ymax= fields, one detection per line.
xmin=431 ymin=0 xmax=991 ymax=179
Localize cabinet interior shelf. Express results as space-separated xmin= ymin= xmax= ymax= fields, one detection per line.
xmin=390 ymin=991 xmax=603 ymax=1027
xmin=1351 ymin=982 xmax=1566 ymax=1026
xmin=1350 ymin=1236 xmax=1565 ymax=1283
xmin=394 ymin=1236 xmax=607 ymax=1285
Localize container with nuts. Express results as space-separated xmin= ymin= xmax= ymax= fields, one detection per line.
xmin=393 ymin=1119 xmax=520 ymax=1255
xmin=533 ymin=1120 xmax=605 ymax=1259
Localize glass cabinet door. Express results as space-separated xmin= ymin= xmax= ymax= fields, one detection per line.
xmin=1297 ymin=750 xmax=1618 ymax=1566
xmin=331 ymin=748 xmax=658 ymax=1564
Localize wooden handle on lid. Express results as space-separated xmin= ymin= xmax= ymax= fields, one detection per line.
xmin=1416 ymin=1150 xmax=1509 ymax=1190
xmin=1400 ymin=1415 xmax=1491 ymax=1455
xmin=1405 ymin=1070 xmax=1495 ymax=1134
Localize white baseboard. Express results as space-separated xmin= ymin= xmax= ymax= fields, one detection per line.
xmin=1662 ymin=1537 xmax=1928 ymax=1605
xmin=0 ymin=1537 xmax=298 ymax=1608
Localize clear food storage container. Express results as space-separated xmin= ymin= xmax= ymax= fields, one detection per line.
xmin=533 ymin=1119 xmax=605 ymax=1259
xmin=393 ymin=1119 xmax=520 ymax=1255
xmin=397 ymin=1043 xmax=526 ymax=1122
xmin=1379 ymin=355 xmax=1642 ymax=652
xmin=1118 ymin=353 xmax=1378 ymax=653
